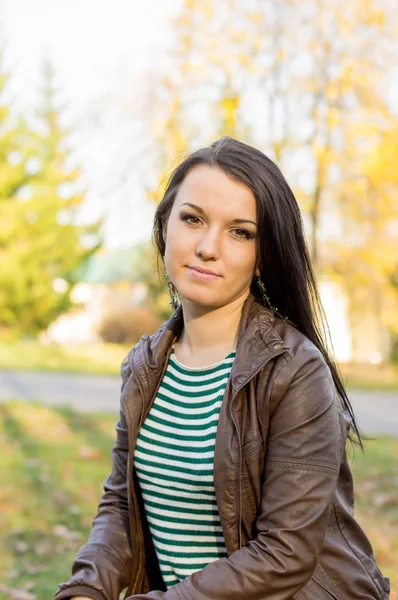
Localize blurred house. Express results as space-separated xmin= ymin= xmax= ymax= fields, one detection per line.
xmin=46 ymin=248 xmax=147 ymax=345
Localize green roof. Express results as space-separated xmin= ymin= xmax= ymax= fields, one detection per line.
xmin=76 ymin=246 xmax=143 ymax=284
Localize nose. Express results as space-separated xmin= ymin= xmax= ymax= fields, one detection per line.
xmin=195 ymin=227 xmax=221 ymax=261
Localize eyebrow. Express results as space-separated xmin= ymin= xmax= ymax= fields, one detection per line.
xmin=180 ymin=202 xmax=258 ymax=227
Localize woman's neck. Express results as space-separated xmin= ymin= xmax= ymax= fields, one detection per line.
xmin=173 ymin=292 xmax=248 ymax=368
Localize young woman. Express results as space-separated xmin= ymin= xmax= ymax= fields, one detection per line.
xmin=55 ymin=137 xmax=390 ymax=600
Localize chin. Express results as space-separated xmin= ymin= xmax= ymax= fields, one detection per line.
xmin=178 ymin=286 xmax=221 ymax=307
xmin=180 ymin=290 xmax=234 ymax=311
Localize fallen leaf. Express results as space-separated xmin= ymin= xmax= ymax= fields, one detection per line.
xmin=78 ymin=446 xmax=101 ymax=459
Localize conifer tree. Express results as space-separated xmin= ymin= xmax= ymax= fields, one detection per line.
xmin=0 ymin=58 xmax=101 ymax=335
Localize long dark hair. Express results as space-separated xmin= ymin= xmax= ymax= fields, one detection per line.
xmin=153 ymin=136 xmax=362 ymax=448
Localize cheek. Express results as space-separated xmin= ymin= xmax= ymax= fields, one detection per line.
xmin=164 ymin=221 xmax=192 ymax=262
xmin=227 ymin=243 xmax=257 ymax=272
xmin=171 ymin=218 xmax=198 ymax=244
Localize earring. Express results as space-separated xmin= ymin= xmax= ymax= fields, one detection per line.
xmin=165 ymin=271 xmax=179 ymax=311
xmin=255 ymin=275 xmax=296 ymax=327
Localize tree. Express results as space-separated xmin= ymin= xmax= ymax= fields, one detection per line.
xmin=327 ymin=124 xmax=398 ymax=361
xmin=0 ymin=48 xmax=37 ymax=332
xmin=130 ymin=0 xmax=397 ymax=351
xmin=143 ymin=0 xmax=394 ymax=271
xmin=0 ymin=59 xmax=101 ymax=335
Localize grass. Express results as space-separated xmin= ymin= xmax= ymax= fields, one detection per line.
xmin=0 ymin=401 xmax=396 ymax=600
xmin=1 ymin=339 xmax=398 ymax=392
xmin=0 ymin=401 xmax=116 ymax=600
xmin=0 ymin=339 xmax=131 ymax=377
xmin=348 ymin=436 xmax=398 ymax=596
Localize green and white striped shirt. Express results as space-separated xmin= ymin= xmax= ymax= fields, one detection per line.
xmin=134 ymin=347 xmax=236 ymax=588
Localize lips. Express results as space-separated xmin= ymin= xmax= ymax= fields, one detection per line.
xmin=188 ymin=266 xmax=220 ymax=276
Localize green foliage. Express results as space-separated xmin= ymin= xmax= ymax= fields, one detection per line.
xmin=0 ymin=56 xmax=101 ymax=336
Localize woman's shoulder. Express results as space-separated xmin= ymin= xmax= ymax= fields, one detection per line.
xmin=263 ymin=315 xmax=336 ymax=413
xmin=254 ymin=305 xmax=325 ymax=366
xmin=251 ymin=307 xmax=331 ymax=393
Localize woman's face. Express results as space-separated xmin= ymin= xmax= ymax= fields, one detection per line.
xmin=163 ymin=165 xmax=260 ymax=310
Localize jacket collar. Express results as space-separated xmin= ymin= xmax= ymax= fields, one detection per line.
xmin=132 ymin=293 xmax=290 ymax=394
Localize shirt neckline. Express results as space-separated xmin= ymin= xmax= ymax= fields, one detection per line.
xmin=170 ymin=347 xmax=236 ymax=372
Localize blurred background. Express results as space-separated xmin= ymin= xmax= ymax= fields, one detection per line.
xmin=0 ymin=0 xmax=397 ymax=598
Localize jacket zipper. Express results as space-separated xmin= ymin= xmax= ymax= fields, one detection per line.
xmin=124 ymin=342 xmax=175 ymax=596
xmin=230 ymin=348 xmax=287 ymax=549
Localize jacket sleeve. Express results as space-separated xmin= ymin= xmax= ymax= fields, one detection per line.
xmin=127 ymin=349 xmax=343 ymax=600
xmin=54 ymin=359 xmax=134 ymax=600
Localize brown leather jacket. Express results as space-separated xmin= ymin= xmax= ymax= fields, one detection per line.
xmin=54 ymin=294 xmax=390 ymax=600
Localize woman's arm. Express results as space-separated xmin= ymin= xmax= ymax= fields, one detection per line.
xmin=54 ymin=359 xmax=134 ymax=600
xmin=127 ymin=349 xmax=342 ymax=600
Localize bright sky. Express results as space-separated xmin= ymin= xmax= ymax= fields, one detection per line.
xmin=0 ymin=0 xmax=181 ymax=248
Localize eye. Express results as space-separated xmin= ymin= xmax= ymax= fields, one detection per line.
xmin=180 ymin=212 xmax=202 ymax=226
xmin=231 ymin=228 xmax=255 ymax=240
